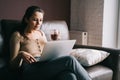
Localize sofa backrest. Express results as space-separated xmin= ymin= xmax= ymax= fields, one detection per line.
xmin=41 ymin=20 xmax=69 ymax=41
xmin=0 ymin=20 xmax=3 ymax=57
xmin=0 ymin=19 xmax=69 ymax=61
xmin=0 ymin=19 xmax=21 ymax=61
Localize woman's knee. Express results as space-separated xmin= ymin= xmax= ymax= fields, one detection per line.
xmin=64 ymin=55 xmax=78 ymax=63
xmin=64 ymin=55 xmax=76 ymax=60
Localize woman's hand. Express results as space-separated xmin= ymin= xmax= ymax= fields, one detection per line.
xmin=19 ymin=51 xmax=37 ymax=64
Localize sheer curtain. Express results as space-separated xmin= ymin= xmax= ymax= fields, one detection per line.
xmin=118 ymin=0 xmax=120 ymax=48
xmin=102 ymin=0 xmax=119 ymax=48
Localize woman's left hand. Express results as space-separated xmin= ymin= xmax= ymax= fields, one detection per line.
xmin=20 ymin=51 xmax=37 ymax=64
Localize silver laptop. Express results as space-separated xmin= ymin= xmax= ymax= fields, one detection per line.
xmin=39 ymin=40 xmax=76 ymax=61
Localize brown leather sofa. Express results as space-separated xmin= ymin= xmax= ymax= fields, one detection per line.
xmin=0 ymin=19 xmax=120 ymax=80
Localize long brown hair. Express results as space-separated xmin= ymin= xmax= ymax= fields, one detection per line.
xmin=19 ymin=6 xmax=44 ymax=36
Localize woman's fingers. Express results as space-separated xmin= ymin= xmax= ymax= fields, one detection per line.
xmin=28 ymin=56 xmax=37 ymax=63
xmin=21 ymin=51 xmax=37 ymax=63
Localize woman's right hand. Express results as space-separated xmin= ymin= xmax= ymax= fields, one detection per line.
xmin=19 ymin=51 xmax=37 ymax=64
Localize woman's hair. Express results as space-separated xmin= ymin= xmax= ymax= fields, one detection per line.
xmin=19 ymin=6 xmax=44 ymax=35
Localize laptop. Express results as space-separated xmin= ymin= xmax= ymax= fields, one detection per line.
xmin=39 ymin=40 xmax=76 ymax=61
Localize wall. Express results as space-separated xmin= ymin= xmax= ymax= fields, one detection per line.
xmin=71 ymin=0 xmax=104 ymax=46
xmin=71 ymin=0 xmax=119 ymax=48
xmin=0 ymin=0 xmax=70 ymax=27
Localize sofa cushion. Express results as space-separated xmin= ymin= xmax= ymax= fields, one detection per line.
xmin=86 ymin=65 xmax=113 ymax=80
xmin=70 ymin=48 xmax=110 ymax=66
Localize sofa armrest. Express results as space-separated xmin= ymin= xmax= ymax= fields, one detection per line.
xmin=0 ymin=58 xmax=6 ymax=68
xmin=73 ymin=45 xmax=120 ymax=80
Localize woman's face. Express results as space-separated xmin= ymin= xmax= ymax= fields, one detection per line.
xmin=26 ymin=11 xmax=44 ymax=31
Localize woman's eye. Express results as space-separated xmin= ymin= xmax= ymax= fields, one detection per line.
xmin=40 ymin=19 xmax=43 ymax=21
xmin=31 ymin=18 xmax=43 ymax=22
xmin=32 ymin=18 xmax=37 ymax=21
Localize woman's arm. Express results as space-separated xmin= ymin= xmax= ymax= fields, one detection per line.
xmin=10 ymin=32 xmax=37 ymax=70
xmin=9 ymin=32 xmax=22 ymax=70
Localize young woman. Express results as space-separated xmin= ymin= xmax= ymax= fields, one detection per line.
xmin=10 ymin=6 xmax=92 ymax=80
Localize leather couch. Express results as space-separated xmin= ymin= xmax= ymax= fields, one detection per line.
xmin=0 ymin=19 xmax=120 ymax=80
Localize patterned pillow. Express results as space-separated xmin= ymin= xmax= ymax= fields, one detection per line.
xmin=70 ymin=48 xmax=110 ymax=66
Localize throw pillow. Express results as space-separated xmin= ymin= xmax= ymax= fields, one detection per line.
xmin=70 ymin=48 xmax=110 ymax=66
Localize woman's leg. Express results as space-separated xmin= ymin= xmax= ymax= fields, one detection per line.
xmin=56 ymin=71 xmax=77 ymax=80
xmin=22 ymin=56 xmax=91 ymax=80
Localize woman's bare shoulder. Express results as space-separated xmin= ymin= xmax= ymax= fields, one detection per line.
xmin=12 ymin=31 xmax=21 ymax=37
xmin=11 ymin=31 xmax=22 ymax=40
xmin=39 ymin=30 xmax=46 ymax=36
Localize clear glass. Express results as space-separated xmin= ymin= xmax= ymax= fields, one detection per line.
xmin=50 ymin=29 xmax=61 ymax=41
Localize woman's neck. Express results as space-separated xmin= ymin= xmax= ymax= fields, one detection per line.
xmin=24 ymin=26 xmax=35 ymax=34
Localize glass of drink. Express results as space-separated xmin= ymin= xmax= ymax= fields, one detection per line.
xmin=50 ymin=29 xmax=60 ymax=40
